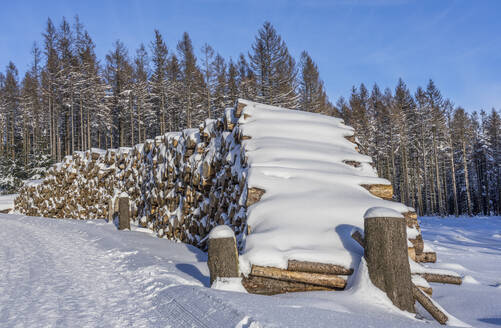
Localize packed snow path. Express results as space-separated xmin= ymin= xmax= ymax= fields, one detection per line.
xmin=1 ymin=214 xmax=500 ymax=327
xmin=0 ymin=214 xmax=251 ymax=327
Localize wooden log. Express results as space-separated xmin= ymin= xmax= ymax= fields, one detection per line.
xmin=242 ymin=275 xmax=333 ymax=295
xmin=412 ymin=285 xmax=448 ymax=325
xmin=418 ymin=273 xmax=462 ymax=285
xmin=414 ymin=251 xmax=437 ymax=263
xmin=251 ymin=265 xmax=347 ymax=289
xmin=408 ymin=247 xmax=416 ymax=261
xmin=351 ymin=230 xmax=365 ymax=248
xmin=364 ymin=211 xmax=415 ymax=313
xmin=246 ymin=187 xmax=265 ymax=207
xmin=409 ymin=235 xmax=424 ymax=255
xmin=344 ymin=135 xmax=360 ymax=151
xmin=287 ymin=260 xmax=354 ymax=275
xmin=343 ymin=160 xmax=361 ymax=168
xmin=118 ymin=196 xmax=130 ymax=230
xmin=107 ymin=199 xmax=114 ymax=222
xmin=207 ymin=225 xmax=239 ymax=285
xmin=344 ymin=135 xmax=356 ymax=144
xmin=361 ymin=184 xmax=393 ymax=200
xmin=418 ymin=286 xmax=433 ymax=296
xmin=403 ymin=211 xmax=419 ymax=228
xmin=235 ymin=101 xmax=247 ymax=118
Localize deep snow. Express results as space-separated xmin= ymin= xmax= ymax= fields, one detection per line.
xmin=237 ymin=100 xmax=410 ymax=273
xmin=0 ymin=213 xmax=499 ymax=327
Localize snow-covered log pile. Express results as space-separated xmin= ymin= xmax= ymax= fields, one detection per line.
xmin=15 ymin=99 xmax=460 ymax=299
xmin=228 ymin=101 xmax=459 ymax=299
xmin=15 ymin=106 xmax=248 ymax=248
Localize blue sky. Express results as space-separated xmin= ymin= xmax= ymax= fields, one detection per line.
xmin=1 ymin=0 xmax=500 ymax=112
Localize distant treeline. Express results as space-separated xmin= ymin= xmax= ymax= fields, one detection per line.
xmin=0 ymin=17 xmax=499 ymax=215
xmin=339 ymin=80 xmax=500 ymax=216
xmin=0 ymin=17 xmax=332 ymax=164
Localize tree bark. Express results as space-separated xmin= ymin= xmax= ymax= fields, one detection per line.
xmin=251 ymin=265 xmax=347 ymax=289
xmin=118 ymin=196 xmax=130 ymax=230
xmin=364 ymin=215 xmax=415 ymax=313
xmin=412 ymin=285 xmax=448 ymax=325
xmin=287 ymin=260 xmax=353 ymax=275
xmin=207 ymin=227 xmax=239 ymax=285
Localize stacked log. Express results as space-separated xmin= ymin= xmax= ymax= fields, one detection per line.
xmin=242 ymin=261 xmax=351 ymax=295
xmin=15 ymin=104 xmax=251 ymax=251
xmin=14 ymin=100 xmax=446 ymax=302
xmin=344 ymin=132 xmax=435 ymax=264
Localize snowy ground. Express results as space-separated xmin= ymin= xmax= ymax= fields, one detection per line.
xmin=0 ymin=214 xmax=499 ymax=327
xmin=419 ymin=216 xmax=501 ymax=328
xmin=0 ymin=194 xmax=16 ymax=211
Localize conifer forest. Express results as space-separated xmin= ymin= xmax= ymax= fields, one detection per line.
xmin=0 ymin=17 xmax=499 ymax=216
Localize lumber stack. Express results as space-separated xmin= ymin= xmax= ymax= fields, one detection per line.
xmin=14 ymin=99 xmax=443 ymax=299
xmin=242 ymin=260 xmax=351 ymax=295
xmin=15 ymin=106 xmax=250 ymax=250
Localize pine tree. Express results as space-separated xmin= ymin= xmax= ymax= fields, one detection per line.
xmin=177 ymin=32 xmax=203 ymax=128
xmin=299 ymin=51 xmax=327 ymax=113
xmin=249 ymin=22 xmax=298 ymax=108
xmin=166 ymin=54 xmax=183 ymax=131
xmin=105 ymin=40 xmax=133 ymax=147
xmin=150 ymin=30 xmax=169 ymax=135
xmin=201 ymin=43 xmax=215 ymax=119
xmin=133 ymin=44 xmax=151 ymax=143
xmin=227 ymin=59 xmax=239 ymax=105
xmin=212 ymin=54 xmax=229 ymax=116
xmin=237 ymin=53 xmax=255 ymax=101
xmin=42 ymin=18 xmax=60 ymax=160
xmin=4 ymin=62 xmax=20 ymax=160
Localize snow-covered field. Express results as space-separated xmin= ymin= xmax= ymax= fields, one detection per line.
xmin=0 ymin=194 xmax=16 ymax=211
xmin=0 ymin=213 xmax=500 ymax=327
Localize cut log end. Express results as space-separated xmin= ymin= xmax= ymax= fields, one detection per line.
xmin=246 ymin=187 xmax=265 ymax=207
xmin=343 ymin=160 xmax=361 ymax=168
xmin=235 ymin=102 xmax=247 ymax=118
xmin=361 ymin=184 xmax=393 ymax=200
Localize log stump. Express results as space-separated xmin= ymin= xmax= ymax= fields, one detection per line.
xmin=107 ymin=199 xmax=114 ymax=223
xmin=118 ymin=196 xmax=130 ymax=230
xmin=207 ymin=225 xmax=239 ymax=286
xmin=364 ymin=208 xmax=415 ymax=313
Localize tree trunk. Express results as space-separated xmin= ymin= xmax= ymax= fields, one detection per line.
xmin=462 ymin=140 xmax=472 ymax=215
xmin=80 ymin=97 xmax=84 ymax=151
xmin=364 ymin=214 xmax=415 ymax=313
xmin=433 ymin=133 xmax=444 ymax=216
xmin=130 ymin=93 xmax=134 ymax=146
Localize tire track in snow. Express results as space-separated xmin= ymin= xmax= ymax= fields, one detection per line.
xmin=0 ymin=215 xmax=257 ymax=328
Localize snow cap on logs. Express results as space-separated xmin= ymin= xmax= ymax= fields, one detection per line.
xmin=364 ymin=207 xmax=404 ymax=219
xmin=209 ymin=225 xmax=235 ymax=239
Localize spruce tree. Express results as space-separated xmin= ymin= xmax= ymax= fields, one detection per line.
xmin=299 ymin=51 xmax=327 ymax=113
xmin=177 ymin=32 xmax=203 ymax=128
xmin=249 ymin=22 xmax=298 ymax=109
xmin=150 ymin=30 xmax=169 ymax=135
